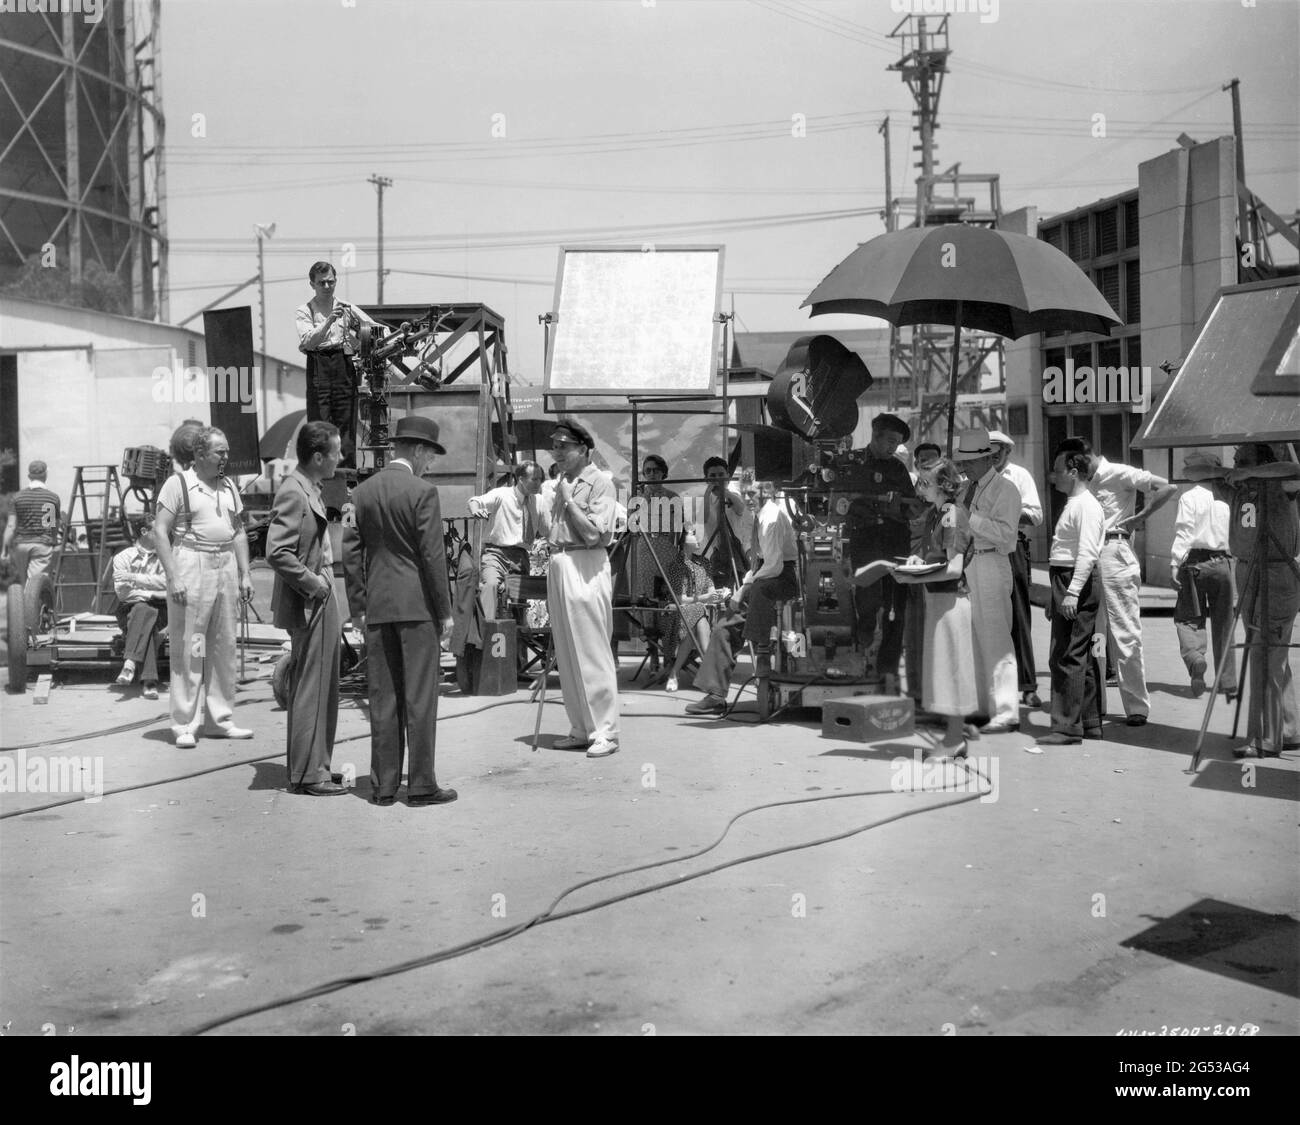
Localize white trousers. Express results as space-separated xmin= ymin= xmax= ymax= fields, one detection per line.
xmin=547 ymin=549 xmax=620 ymax=744
xmin=1097 ymin=539 xmax=1149 ymax=718
xmin=966 ymin=552 xmax=1019 ymax=726
xmin=168 ymin=546 xmax=239 ymax=737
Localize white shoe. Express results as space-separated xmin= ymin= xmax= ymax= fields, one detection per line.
xmin=665 ymin=675 xmax=678 ymax=692
xmin=208 ymin=725 xmax=254 ymax=740
xmin=586 ymin=739 xmax=619 ymax=759
xmin=175 ymin=732 xmax=197 ymax=749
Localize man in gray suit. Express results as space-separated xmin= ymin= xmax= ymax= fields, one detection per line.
xmin=268 ymin=421 xmax=346 ymax=796
xmin=343 ymin=416 xmax=456 ymax=806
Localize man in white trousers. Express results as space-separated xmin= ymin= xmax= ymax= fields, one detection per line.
xmin=546 ymin=421 xmax=620 ymax=759
xmin=953 ymin=428 xmax=1022 ymax=733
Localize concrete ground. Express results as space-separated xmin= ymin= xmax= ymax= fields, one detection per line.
xmin=1 ymin=567 xmax=1296 ymax=1037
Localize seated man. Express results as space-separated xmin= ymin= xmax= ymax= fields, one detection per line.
xmin=467 ymin=461 xmax=547 ymax=620
xmin=112 ymin=524 xmax=169 ymax=700
xmin=685 ymin=479 xmax=799 ymax=716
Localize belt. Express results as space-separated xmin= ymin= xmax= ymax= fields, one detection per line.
xmin=549 ymin=542 xmax=604 ymax=553
xmin=485 ymin=543 xmax=529 ymax=552
xmin=175 ymin=539 xmax=236 ymax=553
xmin=971 ymin=547 xmax=1003 ymax=555
xmin=1104 ymin=531 xmax=1131 ymax=540
xmin=310 ymin=346 xmax=346 ymax=355
xmin=1185 ymin=548 xmax=1229 ymax=561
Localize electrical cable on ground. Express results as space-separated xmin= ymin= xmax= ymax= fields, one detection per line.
xmin=186 ymin=766 xmax=992 ymax=1036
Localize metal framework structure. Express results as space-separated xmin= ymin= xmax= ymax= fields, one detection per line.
xmin=0 ymin=0 xmax=168 ymax=319
xmin=885 ymin=14 xmax=1005 ymax=441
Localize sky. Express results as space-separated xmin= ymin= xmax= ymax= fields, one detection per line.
xmin=161 ymin=0 xmax=1300 ymax=382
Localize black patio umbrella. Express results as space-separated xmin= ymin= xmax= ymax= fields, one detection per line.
xmin=802 ymin=225 xmax=1122 ymax=452
xmin=259 ymin=409 xmax=307 ymax=462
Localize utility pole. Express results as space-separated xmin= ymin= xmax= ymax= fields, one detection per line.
xmin=880 ymin=117 xmax=896 ymax=410
xmin=368 ymin=174 xmax=393 ymax=302
xmin=254 ymin=222 xmax=276 ymax=423
xmin=1222 ymin=79 xmax=1254 ymax=259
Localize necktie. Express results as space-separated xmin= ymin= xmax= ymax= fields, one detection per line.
xmin=750 ymin=505 xmax=762 ymax=564
xmin=964 ymin=478 xmax=978 ymax=511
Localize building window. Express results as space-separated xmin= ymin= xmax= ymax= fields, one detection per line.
xmin=186 ymin=339 xmax=197 ymax=368
xmin=1095 ymin=207 xmax=1119 ymax=256
xmin=1070 ymin=343 xmax=1091 ymax=371
xmin=1067 ymin=217 xmax=1089 ymax=261
xmin=1097 ymin=339 xmax=1122 ymax=370
xmin=1045 ymin=346 xmax=1065 ymax=374
xmin=1126 ymin=336 xmax=1142 ymax=371
xmin=1124 ymin=199 xmax=1140 ymax=249
xmin=1096 ymin=264 xmax=1121 ymax=316
xmin=1125 ymin=259 xmax=1141 ymax=324
xmin=1041 ymin=226 xmax=1062 ymax=250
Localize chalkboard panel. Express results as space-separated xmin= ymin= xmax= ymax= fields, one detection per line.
xmin=545 ymin=245 xmax=724 ymax=396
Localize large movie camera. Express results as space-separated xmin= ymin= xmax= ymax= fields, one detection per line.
xmin=353 ymin=305 xmax=449 ymax=464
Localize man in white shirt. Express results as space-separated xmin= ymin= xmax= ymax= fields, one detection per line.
xmin=468 ymin=461 xmax=547 ymax=620
xmin=1057 ymin=437 xmax=1176 ymax=727
xmin=1170 ymin=451 xmax=1237 ymax=700
xmin=295 ymin=260 xmax=391 ymax=469
xmin=685 ymin=479 xmax=798 ymax=716
xmin=990 ymin=431 xmax=1044 ymax=708
xmin=111 ymin=524 xmax=168 ymax=699
xmin=954 ymin=428 xmax=1022 ymax=733
xmin=1040 ymin=447 xmax=1106 ymax=746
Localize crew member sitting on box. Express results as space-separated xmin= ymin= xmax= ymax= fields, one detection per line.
xmin=684 ymin=478 xmax=798 ymax=717
xmin=467 ymin=461 xmax=547 ymax=620
xmin=111 ymin=523 xmax=169 ymax=700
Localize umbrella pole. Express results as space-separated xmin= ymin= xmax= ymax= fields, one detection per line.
xmin=945 ymin=301 xmax=963 ymax=457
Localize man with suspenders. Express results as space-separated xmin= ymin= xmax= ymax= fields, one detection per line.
xmin=153 ymin=427 xmax=255 ymax=749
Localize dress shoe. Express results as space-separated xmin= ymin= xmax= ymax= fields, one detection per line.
xmin=292 ymin=781 xmax=347 ymax=796
xmin=1125 ymin=715 xmax=1148 ymax=727
xmin=587 ymin=739 xmax=619 ymax=759
xmin=979 ymin=721 xmax=1020 ymax=735
xmin=1232 ymin=744 xmax=1280 ymax=759
xmin=206 ymin=725 xmax=254 ymax=739
xmin=1189 ymin=658 xmax=1207 ymax=698
xmin=553 ymin=734 xmax=590 ymax=750
xmin=1083 ymin=727 xmax=1104 ymax=740
xmin=685 ymin=694 xmax=727 ymax=716
xmin=1021 ymin=691 xmax=1043 ymax=709
xmin=1037 ymin=732 xmax=1081 ymax=746
xmin=370 ymin=794 xmax=396 ymax=806
xmin=409 ymin=787 xmax=458 ymax=806
xmin=330 ymin=772 xmax=345 ymax=784
xmin=175 ymin=732 xmax=197 ymax=749
xmin=142 ymin=683 xmax=159 ymax=700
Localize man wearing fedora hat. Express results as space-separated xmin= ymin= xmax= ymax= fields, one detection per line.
xmin=953 ymin=427 xmax=1022 ymax=733
xmin=989 ymin=430 xmax=1044 ymax=709
xmin=1170 ymin=452 xmax=1237 ymax=700
xmin=343 ymin=415 xmax=457 ymax=806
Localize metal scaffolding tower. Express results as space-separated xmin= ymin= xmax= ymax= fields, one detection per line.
xmin=885 ymin=14 xmax=1006 ymax=443
xmin=0 ymin=0 xmax=168 ymax=320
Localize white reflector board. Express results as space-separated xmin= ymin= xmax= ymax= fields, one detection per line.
xmin=545 ymin=245 xmax=724 ymax=396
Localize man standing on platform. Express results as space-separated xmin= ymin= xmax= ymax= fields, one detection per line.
xmin=2 ymin=460 xmax=62 ymax=632
xmin=268 ymin=421 xmax=347 ymax=796
xmin=468 ymin=461 xmax=547 ymax=620
xmin=843 ymin=413 xmax=920 ymax=694
xmin=343 ymin=416 xmax=456 ymax=805
xmin=295 ymin=261 xmax=391 ymax=469
xmin=989 ymin=430 xmax=1044 ymax=708
xmin=1057 ymin=437 xmax=1176 ymax=727
xmin=953 ymin=427 xmax=1021 ymax=733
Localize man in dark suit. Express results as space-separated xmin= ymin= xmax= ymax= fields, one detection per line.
xmin=268 ymin=421 xmax=347 ymax=796
xmin=343 ymin=416 xmax=457 ymax=806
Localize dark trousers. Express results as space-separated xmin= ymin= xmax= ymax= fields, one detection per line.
xmin=286 ymin=593 xmax=340 ymax=787
xmin=366 ymin=619 xmax=442 ymax=798
xmin=116 ymin=599 xmax=167 ymax=683
xmin=1049 ymin=566 xmax=1104 ymax=736
xmin=852 ymin=563 xmax=906 ymax=677
xmin=1010 ymin=536 xmax=1038 ymax=692
xmin=742 ymin=561 xmax=800 ymax=648
xmin=1174 ymin=552 xmax=1237 ymax=692
xmin=306 ymin=351 xmax=357 ymax=467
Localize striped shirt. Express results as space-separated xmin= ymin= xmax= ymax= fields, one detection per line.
xmin=11 ymin=484 xmax=60 ymax=546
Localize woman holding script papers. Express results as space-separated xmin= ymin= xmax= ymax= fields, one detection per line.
xmin=891 ymin=459 xmax=978 ymax=759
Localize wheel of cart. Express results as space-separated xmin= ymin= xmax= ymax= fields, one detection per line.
xmin=5 ymin=576 xmax=53 ymax=694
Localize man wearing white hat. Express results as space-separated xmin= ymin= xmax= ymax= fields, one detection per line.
xmin=1170 ymin=452 xmax=1237 ymax=699
xmin=953 ymin=428 xmax=1022 ymax=732
xmin=989 ymin=431 xmax=1043 ymax=708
